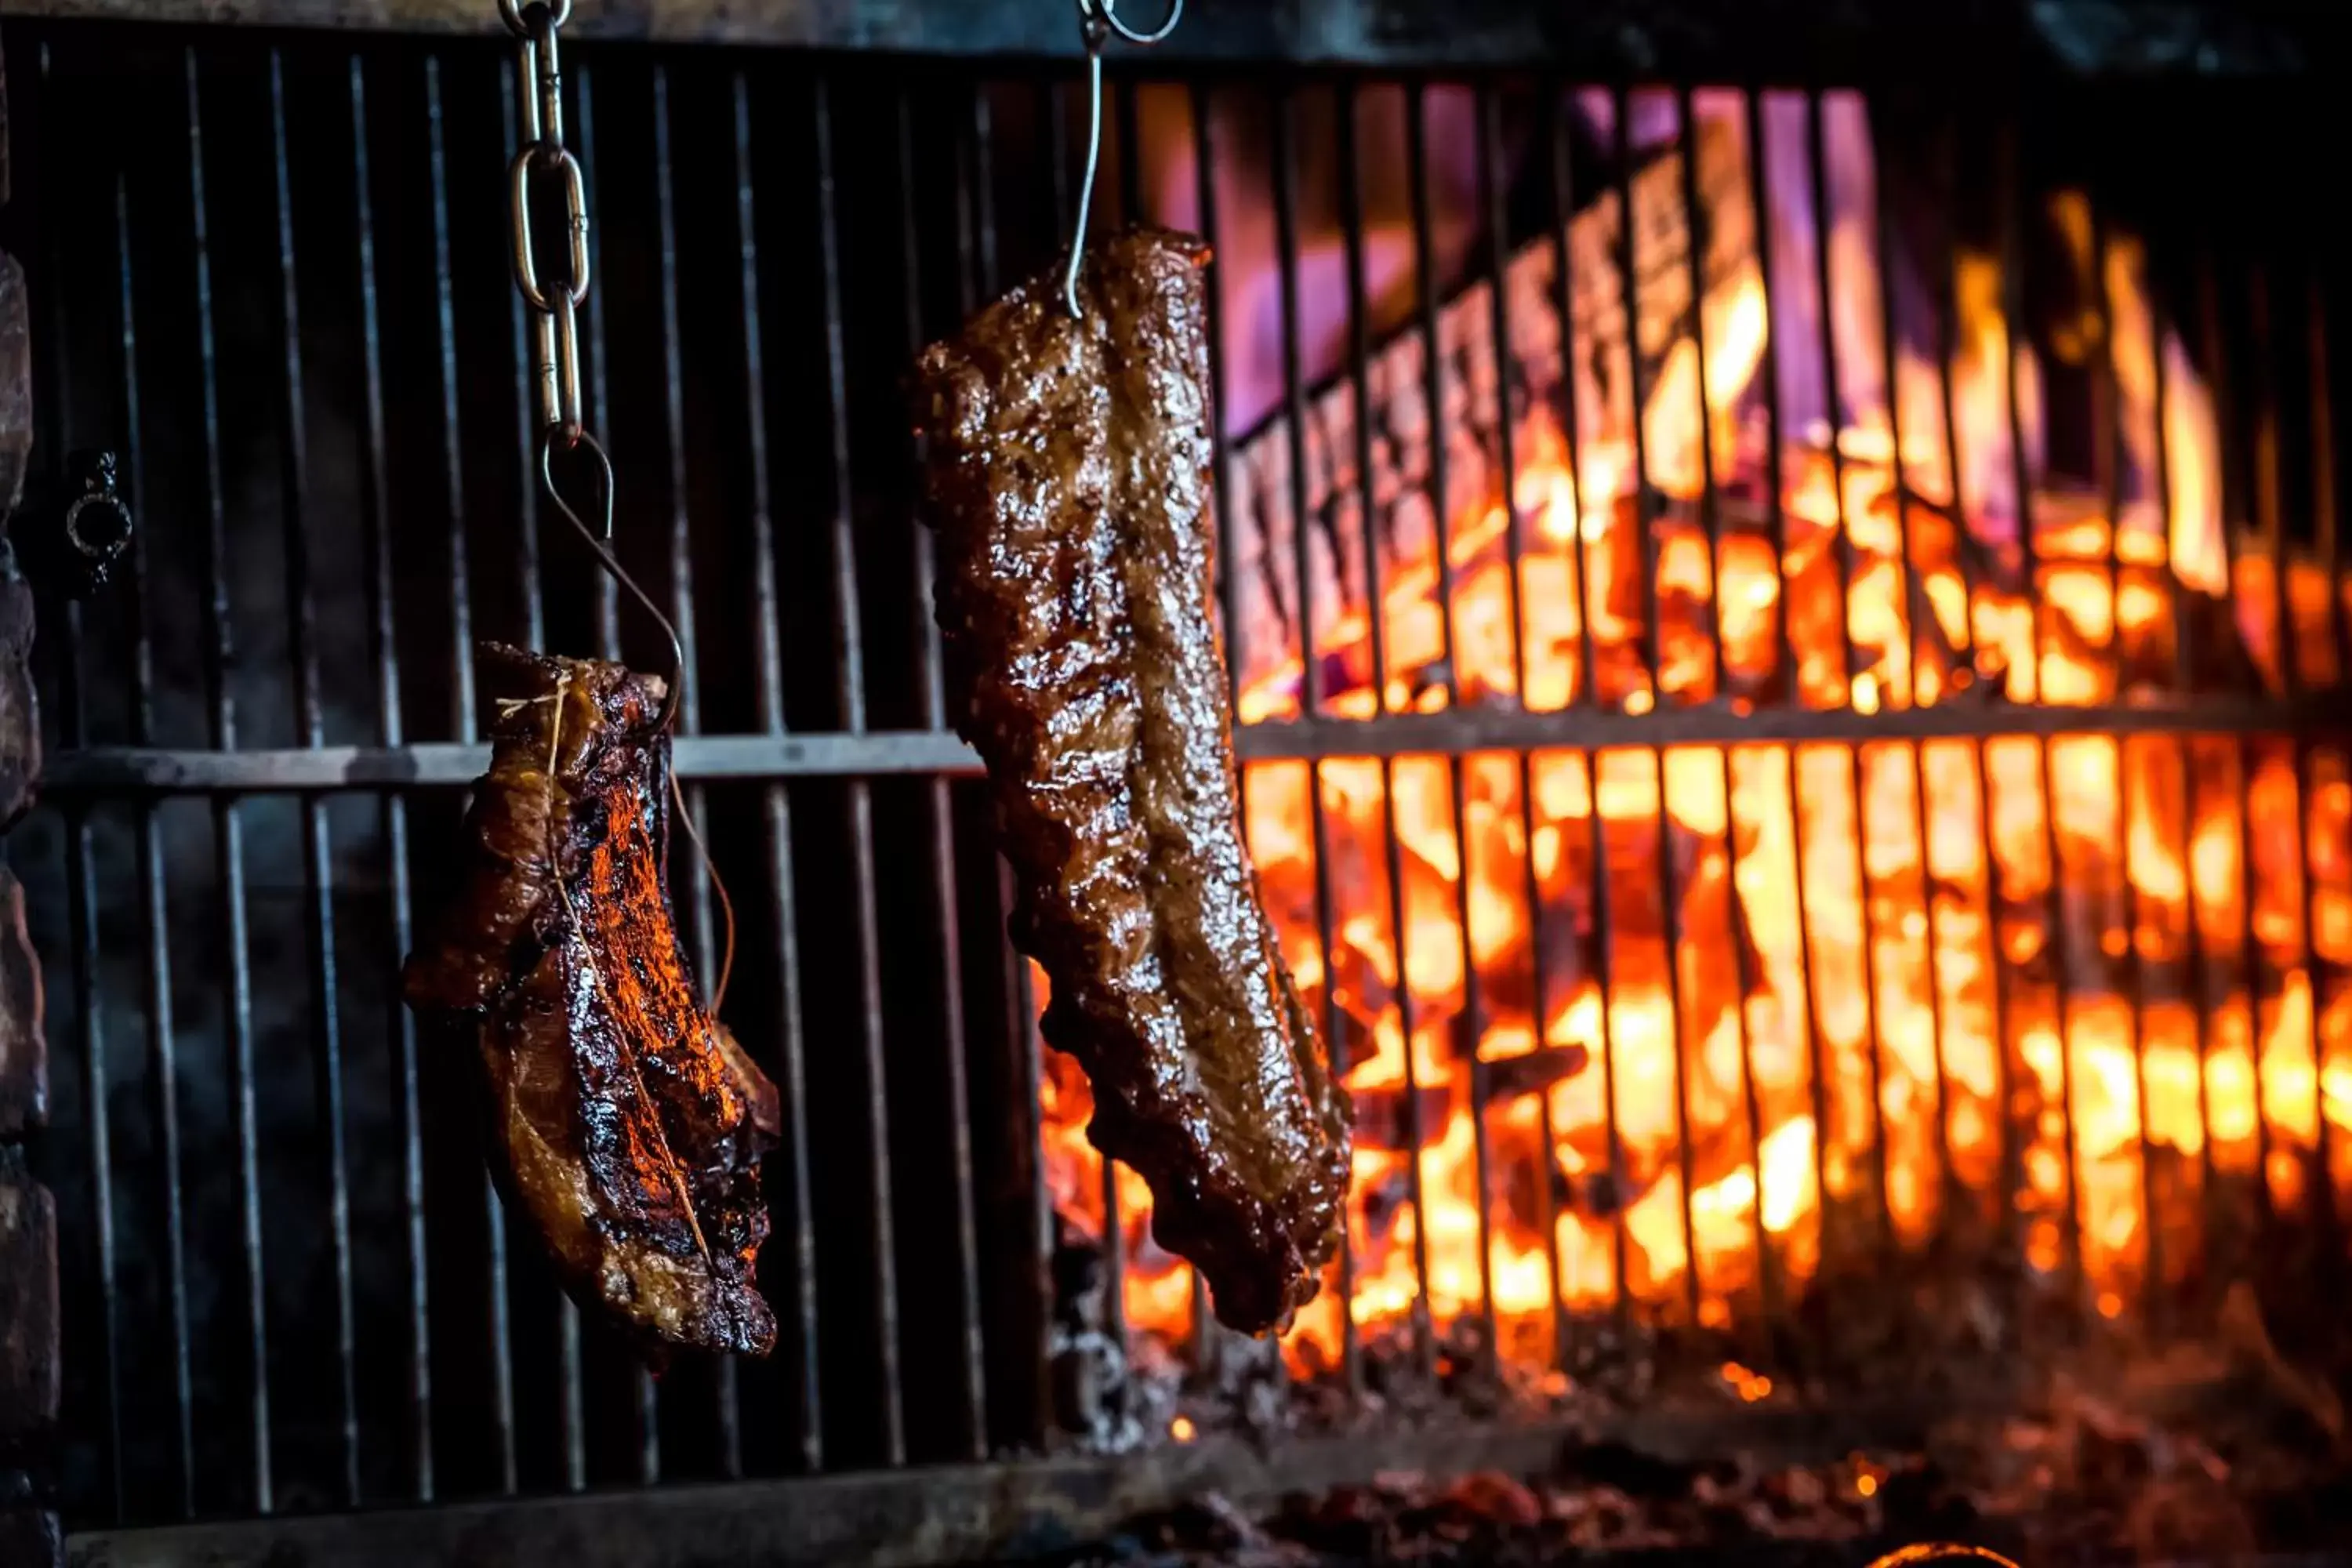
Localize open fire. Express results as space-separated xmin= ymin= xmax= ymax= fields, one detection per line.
xmin=1036 ymin=84 xmax=2351 ymax=1399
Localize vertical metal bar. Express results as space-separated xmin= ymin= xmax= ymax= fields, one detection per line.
xmin=1409 ymin=79 xmax=1502 ymax=1354
xmin=1747 ymin=93 xmax=1800 ymax=703
xmin=2316 ymin=270 xmax=2347 ymax=681
xmin=895 ymin=84 xmax=989 ymax=1462
xmin=1612 ymin=87 xmax=1666 ymax=699
xmin=2311 ymin=268 xmax=2347 ymax=1236
xmin=60 ymin=746 xmax=120 ymax=1519
xmin=347 ymin=54 xmax=432 ymax=1501
xmin=573 ymin=60 xmax=617 ymax=661
xmin=1746 ymin=89 xmax=1835 ymax=1294
xmin=814 ymin=78 xmax=907 ymax=1465
xmin=553 ymin=57 xmax=605 ymax=1489
xmin=735 ymin=69 xmax=824 ymax=1473
xmin=2251 ymin=275 xmax=2296 ymax=701
xmin=1677 ymin=85 xmax=1770 ymax=1331
xmin=1582 ymin=746 xmax=1631 ymax=1331
xmin=1323 ymin=79 xmax=1396 ymax=1396
xmin=1489 ymin=82 xmax=1569 ymax=1366
xmin=2250 ymin=269 xmax=2339 ymax=1254
xmin=1994 ymin=114 xmax=2085 ymax=1300
xmin=1340 ymin=81 xmax=1435 ymax=1372
xmin=1547 ymin=90 xmax=1595 ymax=707
xmin=968 ymin=85 xmax=1000 ymax=299
xmin=1271 ymin=79 xmax=1353 ymax=1388
xmin=2082 ymin=194 xmax=2165 ymax=1321
xmin=2198 ymin=258 xmax=2277 ymax=1244
xmin=1182 ymin=74 xmax=1226 ymax=1358
xmin=426 ymin=54 xmax=517 ymax=1490
xmin=1649 ymin=737 xmax=1704 ymax=1330
xmin=1195 ymin=82 xmax=1243 ymax=719
xmin=1114 ymin=71 xmax=1142 ymax=230
xmin=1610 ymin=84 xmax=1700 ymax=1325
xmin=2139 ymin=230 xmax=2216 ymax=1297
xmin=1928 ymin=118 xmax=2020 ymax=1258
xmin=1803 ymin=89 xmax=1896 ymax=1268
xmin=60 ymin=766 xmax=118 ymax=1519
xmin=267 ymin=51 xmax=362 ymax=1505
xmin=186 ymin=45 xmax=272 ymax=1514
xmin=112 ymin=160 xmax=197 ymax=1520
xmin=498 ymin=64 xmax=546 ymax=649
xmin=1671 ymin=88 xmax=1730 ymax=696
xmin=1558 ymin=89 xmax=1631 ymax=1331
xmin=958 ymin=81 xmax=1056 ymax=1435
xmin=1863 ymin=102 xmax=1958 ymax=1241
xmin=651 ymin=60 xmax=727 ymax=1486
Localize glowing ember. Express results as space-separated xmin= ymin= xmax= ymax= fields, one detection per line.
xmin=1034 ymin=88 xmax=2352 ymax=1380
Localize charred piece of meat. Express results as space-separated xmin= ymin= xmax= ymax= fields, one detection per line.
xmin=914 ymin=225 xmax=1353 ymax=1335
xmin=405 ymin=644 xmax=777 ymax=1357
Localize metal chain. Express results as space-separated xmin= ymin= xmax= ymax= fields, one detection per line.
xmin=503 ymin=0 xmax=590 ymax=446
xmin=494 ymin=0 xmax=687 ymax=736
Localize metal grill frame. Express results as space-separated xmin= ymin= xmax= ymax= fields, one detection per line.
xmin=1 ymin=9 xmax=2348 ymax=1567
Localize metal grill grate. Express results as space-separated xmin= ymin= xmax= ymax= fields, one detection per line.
xmin=1 ymin=15 xmax=2347 ymax=1565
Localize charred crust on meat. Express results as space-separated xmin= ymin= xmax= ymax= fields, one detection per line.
xmin=404 ymin=641 xmax=778 ymax=1359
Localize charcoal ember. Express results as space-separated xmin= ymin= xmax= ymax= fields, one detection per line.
xmin=1439 ymin=1469 xmax=1542 ymax=1528
xmin=1432 ymin=1317 xmax=1514 ymax=1418
xmin=1047 ymin=1217 xmax=1171 ymax=1452
xmin=1051 ymin=1215 xmax=1108 ymax=1330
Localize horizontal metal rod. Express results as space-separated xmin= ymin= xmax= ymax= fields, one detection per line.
xmin=1 ymin=0 xmax=2331 ymax=74
xmin=34 ymin=695 xmax=2349 ymax=795
xmin=60 ymin=1391 xmax=2046 ymax=1568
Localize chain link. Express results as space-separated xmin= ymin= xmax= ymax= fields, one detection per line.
xmin=505 ymin=1 xmax=589 ymax=445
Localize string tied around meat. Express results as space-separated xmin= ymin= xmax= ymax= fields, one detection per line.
xmin=1061 ymin=0 xmax=1184 ymax=317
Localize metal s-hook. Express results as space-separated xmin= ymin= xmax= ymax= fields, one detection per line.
xmin=1061 ymin=0 xmax=1183 ymax=316
xmin=539 ymin=433 xmax=687 ymax=737
xmin=1086 ymin=0 xmax=1182 ymax=45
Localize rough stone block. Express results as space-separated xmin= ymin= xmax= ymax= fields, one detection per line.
xmin=0 ymin=550 xmax=33 ymax=831
xmin=0 ymin=254 xmax=26 ymax=517
xmin=0 ymin=1145 xmax=60 ymax=1439
xmin=0 ymin=864 xmax=42 ymax=1138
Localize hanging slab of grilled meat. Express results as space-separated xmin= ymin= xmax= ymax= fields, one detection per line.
xmin=915 ymin=225 xmax=1353 ymax=1336
xmin=405 ymin=644 xmax=777 ymax=1358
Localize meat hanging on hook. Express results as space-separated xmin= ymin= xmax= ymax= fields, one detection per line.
xmin=400 ymin=0 xmax=771 ymax=1363
xmin=1062 ymin=0 xmax=1185 ymax=316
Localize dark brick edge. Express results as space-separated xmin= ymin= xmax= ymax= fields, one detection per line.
xmin=0 ymin=21 xmax=63 ymax=1564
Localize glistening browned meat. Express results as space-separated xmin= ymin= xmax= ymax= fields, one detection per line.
xmin=914 ymin=226 xmax=1352 ymax=1335
xmin=405 ymin=644 xmax=777 ymax=1357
